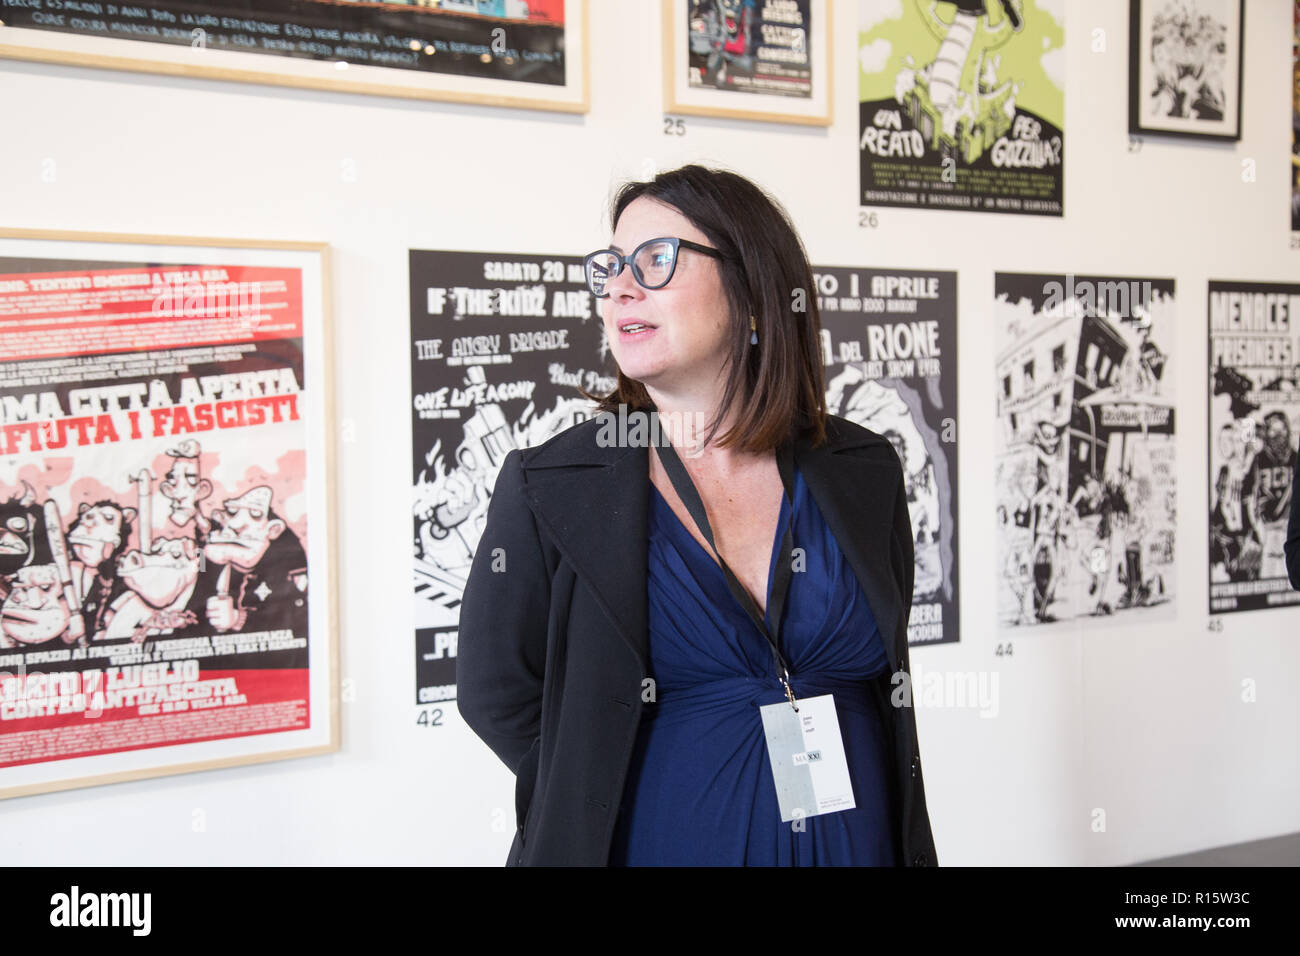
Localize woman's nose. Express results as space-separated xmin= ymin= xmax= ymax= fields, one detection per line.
xmin=604 ymin=264 xmax=641 ymax=300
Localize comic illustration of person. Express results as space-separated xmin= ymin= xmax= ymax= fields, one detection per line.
xmin=1025 ymin=419 xmax=1070 ymax=622
xmin=999 ymin=466 xmax=1039 ymax=625
xmin=689 ymin=0 xmax=757 ymax=88
xmin=0 ymin=483 xmax=53 ymax=598
xmin=1069 ymin=470 xmax=1104 ymax=515
xmin=1241 ymin=411 xmax=1297 ymax=580
xmin=189 ymin=486 xmax=307 ymax=636
xmin=98 ymin=536 xmax=201 ymax=643
xmin=159 ymin=439 xmax=213 ymax=543
xmin=1079 ymin=474 xmax=1129 ymax=616
xmin=1009 ymin=470 xmax=1034 ymax=531
xmin=64 ymin=500 xmax=137 ymax=642
xmin=1067 ymin=471 xmax=1110 ymax=614
xmin=1147 ymin=0 xmax=1229 ymax=121
xmin=1135 ymin=317 xmax=1167 ymax=394
xmin=0 ymin=564 xmax=72 ymax=649
xmin=1115 ymin=467 xmax=1153 ymax=608
xmin=1209 ymin=422 xmax=1256 ymax=582
xmin=1004 ymin=543 xmax=1034 ymax=625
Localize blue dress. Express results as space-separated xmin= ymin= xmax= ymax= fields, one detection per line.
xmin=608 ymin=462 xmax=900 ymax=866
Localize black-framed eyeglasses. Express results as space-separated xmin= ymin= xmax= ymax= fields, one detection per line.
xmin=582 ymin=237 xmax=724 ymax=298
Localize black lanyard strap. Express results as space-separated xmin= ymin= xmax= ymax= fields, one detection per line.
xmin=654 ymin=430 xmax=799 ymax=706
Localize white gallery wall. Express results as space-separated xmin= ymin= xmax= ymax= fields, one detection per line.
xmin=0 ymin=0 xmax=1296 ymax=865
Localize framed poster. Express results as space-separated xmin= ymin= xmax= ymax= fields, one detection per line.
xmin=1128 ymin=0 xmax=1244 ymax=142
xmin=0 ymin=228 xmax=338 ymax=799
xmin=1207 ymin=280 xmax=1300 ymax=614
xmin=994 ymin=273 xmax=1176 ymax=629
xmin=858 ymin=0 xmax=1064 ymax=216
xmin=663 ymin=0 xmax=831 ymax=125
xmin=0 ymin=1 xmax=588 ymax=113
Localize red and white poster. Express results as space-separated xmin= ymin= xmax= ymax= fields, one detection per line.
xmin=0 ymin=231 xmax=337 ymax=798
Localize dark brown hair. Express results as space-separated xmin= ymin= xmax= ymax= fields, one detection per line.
xmin=579 ymin=163 xmax=827 ymax=452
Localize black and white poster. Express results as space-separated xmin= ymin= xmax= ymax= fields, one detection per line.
xmin=1128 ymin=0 xmax=1244 ymax=142
xmin=1208 ymin=280 xmax=1300 ymax=614
xmin=409 ymin=251 xmax=614 ymax=705
xmin=816 ymin=266 xmax=959 ymax=646
xmin=994 ymin=273 xmax=1176 ymax=628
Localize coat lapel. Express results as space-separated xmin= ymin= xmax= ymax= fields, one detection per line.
xmin=520 ymin=435 xmax=650 ymax=669
xmin=518 ymin=417 xmax=905 ymax=676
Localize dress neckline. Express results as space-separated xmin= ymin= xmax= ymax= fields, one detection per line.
xmin=648 ymin=466 xmax=800 ymax=624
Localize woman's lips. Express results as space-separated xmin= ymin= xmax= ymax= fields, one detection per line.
xmin=618 ymin=319 xmax=657 ymax=338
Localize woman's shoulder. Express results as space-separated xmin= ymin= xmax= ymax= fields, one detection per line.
xmin=514 ymin=415 xmax=621 ymax=470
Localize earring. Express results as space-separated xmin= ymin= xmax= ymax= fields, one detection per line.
xmin=749 ymin=314 xmax=758 ymax=345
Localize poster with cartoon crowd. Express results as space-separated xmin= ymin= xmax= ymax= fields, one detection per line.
xmin=816 ymin=265 xmax=959 ymax=646
xmin=858 ymin=0 xmax=1064 ymax=216
xmin=687 ymin=0 xmax=814 ymax=98
xmin=994 ymin=273 xmax=1177 ymax=629
xmin=409 ymin=250 xmax=614 ymax=705
xmin=1208 ymin=281 xmax=1300 ymax=614
xmin=0 ymin=240 xmax=333 ymax=796
xmin=1129 ymin=0 xmax=1243 ymax=141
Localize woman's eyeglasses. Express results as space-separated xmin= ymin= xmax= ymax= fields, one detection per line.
xmin=583 ymin=237 xmax=724 ymax=298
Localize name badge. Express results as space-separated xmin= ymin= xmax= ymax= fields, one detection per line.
xmin=758 ymin=693 xmax=855 ymax=823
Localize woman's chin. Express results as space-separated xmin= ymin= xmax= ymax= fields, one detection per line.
xmin=615 ymin=357 xmax=667 ymax=385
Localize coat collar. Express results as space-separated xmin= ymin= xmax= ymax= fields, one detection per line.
xmin=518 ymin=415 xmax=905 ymax=677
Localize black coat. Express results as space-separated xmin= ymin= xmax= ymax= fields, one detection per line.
xmin=457 ymin=414 xmax=939 ymax=866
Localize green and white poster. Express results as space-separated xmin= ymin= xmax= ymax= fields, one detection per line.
xmin=858 ymin=0 xmax=1064 ymax=216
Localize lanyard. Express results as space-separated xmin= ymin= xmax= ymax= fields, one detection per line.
xmin=654 ymin=431 xmax=800 ymax=710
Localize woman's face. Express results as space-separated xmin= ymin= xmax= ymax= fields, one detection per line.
xmin=601 ymin=196 xmax=734 ymax=393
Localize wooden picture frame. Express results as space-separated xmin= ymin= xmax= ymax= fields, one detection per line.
xmin=0 ymin=228 xmax=339 ymax=799
xmin=1128 ymin=0 xmax=1244 ymax=142
xmin=662 ymin=0 xmax=831 ymax=126
xmin=0 ymin=1 xmax=588 ymax=113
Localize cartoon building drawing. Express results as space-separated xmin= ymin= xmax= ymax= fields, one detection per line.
xmin=995 ymin=275 xmax=1176 ymax=627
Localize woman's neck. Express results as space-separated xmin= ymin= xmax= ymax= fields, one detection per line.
xmin=644 ymin=383 xmax=759 ymax=473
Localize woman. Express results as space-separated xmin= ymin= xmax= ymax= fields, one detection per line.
xmin=457 ymin=164 xmax=938 ymax=866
